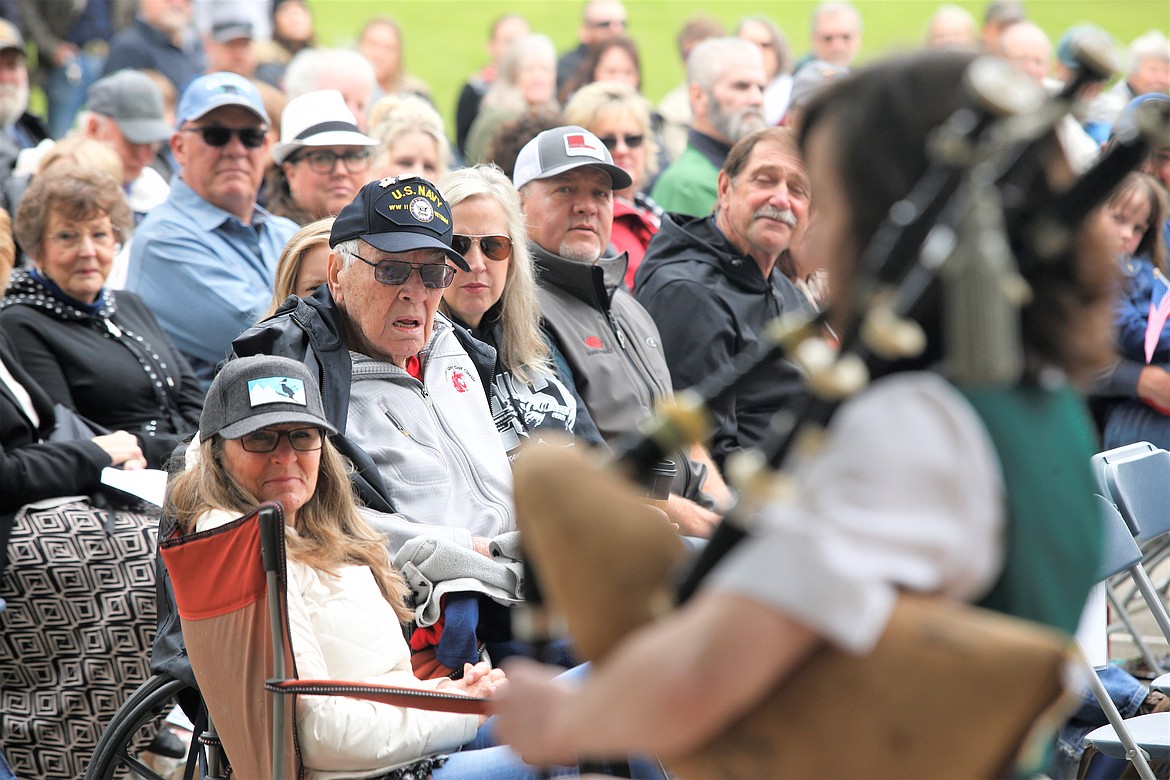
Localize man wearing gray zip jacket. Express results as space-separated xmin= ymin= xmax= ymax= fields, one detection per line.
xmin=233 ymin=175 xmax=514 ymax=555
xmin=515 ymin=126 xmax=729 ymax=538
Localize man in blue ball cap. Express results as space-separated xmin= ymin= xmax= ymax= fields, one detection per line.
xmin=127 ymin=71 xmax=299 ymax=388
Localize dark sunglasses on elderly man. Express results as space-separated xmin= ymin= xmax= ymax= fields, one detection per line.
xmin=182 ymin=125 xmax=268 ymax=148
xmin=451 ymin=234 xmax=513 ymax=262
xmin=350 ymin=252 xmax=456 ymax=289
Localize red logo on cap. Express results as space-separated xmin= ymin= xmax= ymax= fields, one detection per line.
xmin=585 ymin=335 xmax=604 ymax=349
xmin=563 ymin=132 xmax=605 ymax=160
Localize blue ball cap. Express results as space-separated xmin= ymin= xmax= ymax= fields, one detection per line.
xmin=329 ymin=175 xmax=470 ymax=271
xmin=175 ymin=71 xmax=269 ymax=129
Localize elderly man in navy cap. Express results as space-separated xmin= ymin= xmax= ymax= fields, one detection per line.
xmin=233 ymin=174 xmax=516 ymax=556
xmin=127 ymin=71 xmax=298 ymax=388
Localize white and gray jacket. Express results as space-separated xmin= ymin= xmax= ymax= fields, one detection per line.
xmin=345 ymin=314 xmax=515 ymax=550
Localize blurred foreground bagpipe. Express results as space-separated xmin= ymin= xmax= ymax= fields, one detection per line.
xmin=511 ymin=47 xmax=1170 ymax=780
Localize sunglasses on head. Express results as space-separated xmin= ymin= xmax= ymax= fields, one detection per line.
xmin=451 ymin=234 xmax=513 ymax=262
xmin=597 ymin=133 xmax=644 ymax=151
xmin=183 ymin=125 xmax=267 ymax=148
xmin=350 ymin=252 xmax=455 ymax=289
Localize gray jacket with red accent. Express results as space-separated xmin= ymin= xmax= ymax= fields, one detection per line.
xmin=233 ymin=287 xmax=514 ymax=552
xmin=532 ymin=243 xmax=708 ymax=500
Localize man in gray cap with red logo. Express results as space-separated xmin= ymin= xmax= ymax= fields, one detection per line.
xmin=233 ymin=174 xmax=516 ymax=556
xmin=515 ymin=125 xmax=729 ymax=538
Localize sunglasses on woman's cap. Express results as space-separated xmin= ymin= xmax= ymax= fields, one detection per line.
xmin=451 ymin=234 xmax=513 ymax=262
xmin=182 ymin=125 xmax=267 ymax=148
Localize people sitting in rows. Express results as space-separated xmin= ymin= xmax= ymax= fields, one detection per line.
xmin=234 ymin=175 xmax=514 ymax=554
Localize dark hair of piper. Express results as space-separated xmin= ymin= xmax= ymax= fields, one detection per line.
xmin=610 ymin=48 xmax=1167 ymax=604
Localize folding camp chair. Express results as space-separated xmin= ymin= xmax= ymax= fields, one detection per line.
xmin=1100 ymin=450 xmax=1170 ymax=646
xmin=1079 ymin=496 xmax=1170 ymax=780
xmin=157 ymin=502 xmax=488 ymax=779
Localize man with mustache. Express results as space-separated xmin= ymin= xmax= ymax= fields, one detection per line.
xmin=635 ymin=127 xmax=814 ymax=469
xmin=649 ymin=37 xmax=766 ymax=219
xmin=518 ymin=125 xmax=730 ymax=538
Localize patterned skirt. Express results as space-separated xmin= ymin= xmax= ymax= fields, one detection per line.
xmin=0 ymin=501 xmax=158 ymax=779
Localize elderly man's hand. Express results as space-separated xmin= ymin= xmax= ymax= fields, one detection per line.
xmin=490 ymin=657 xmax=578 ymax=766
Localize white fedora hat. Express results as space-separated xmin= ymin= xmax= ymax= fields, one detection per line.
xmin=271 ymin=89 xmax=377 ymax=165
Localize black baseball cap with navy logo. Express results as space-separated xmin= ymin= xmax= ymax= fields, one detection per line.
xmin=329 ymin=174 xmax=470 ymax=271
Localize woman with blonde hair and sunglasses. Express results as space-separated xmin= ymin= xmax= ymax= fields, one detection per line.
xmin=564 ymin=81 xmax=664 ymax=289
xmin=438 ymin=165 xmax=601 ymax=447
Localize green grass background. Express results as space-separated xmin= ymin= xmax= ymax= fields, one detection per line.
xmin=307 ymin=0 xmax=1169 ymax=134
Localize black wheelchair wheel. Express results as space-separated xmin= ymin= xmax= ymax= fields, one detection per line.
xmin=84 ymin=673 xmax=193 ymax=780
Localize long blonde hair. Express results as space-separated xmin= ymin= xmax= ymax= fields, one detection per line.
xmin=265 ymin=218 xmax=334 ymax=318
xmin=167 ymin=434 xmax=413 ymax=622
xmin=438 ymin=165 xmax=551 ymax=383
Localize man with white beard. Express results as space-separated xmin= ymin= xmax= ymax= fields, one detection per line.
xmin=0 ymin=20 xmax=49 ymax=183
xmin=650 ymin=37 xmax=766 ymax=218
xmin=635 ymin=127 xmax=815 ymax=469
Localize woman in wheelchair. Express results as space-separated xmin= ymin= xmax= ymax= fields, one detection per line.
xmin=166 ymin=355 xmax=654 ymax=779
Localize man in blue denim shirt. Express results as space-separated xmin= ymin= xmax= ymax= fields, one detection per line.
xmin=127 ymin=72 xmax=298 ymax=388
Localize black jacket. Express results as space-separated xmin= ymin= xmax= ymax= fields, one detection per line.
xmin=0 ymin=272 xmax=204 ymax=469
xmin=0 ymin=333 xmax=111 ymax=579
xmin=634 ymin=213 xmax=814 ymax=469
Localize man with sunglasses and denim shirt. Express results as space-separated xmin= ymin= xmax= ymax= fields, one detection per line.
xmin=233 ymin=174 xmax=516 ymax=557
xmin=127 ymin=71 xmax=299 ymax=389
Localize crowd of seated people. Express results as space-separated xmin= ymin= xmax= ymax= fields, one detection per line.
xmin=0 ymin=2 xmax=1167 ymax=778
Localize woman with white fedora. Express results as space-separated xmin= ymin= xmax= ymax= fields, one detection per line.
xmin=263 ymin=89 xmax=379 ymax=225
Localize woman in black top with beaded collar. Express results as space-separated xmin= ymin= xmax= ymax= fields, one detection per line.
xmin=0 ymin=165 xmax=203 ymax=469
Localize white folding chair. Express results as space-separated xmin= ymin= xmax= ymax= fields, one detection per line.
xmin=1081 ymin=496 xmax=1170 ymax=780
xmin=1093 ymin=447 xmax=1170 ymax=675
xmin=1102 ymin=451 xmax=1170 ymax=646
